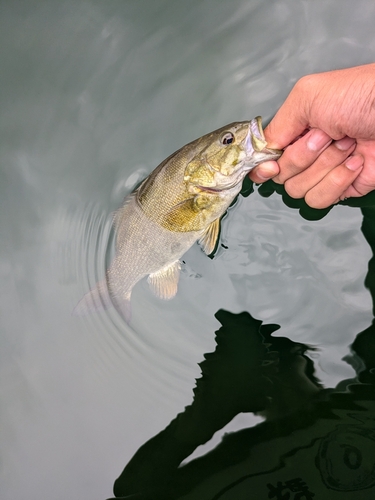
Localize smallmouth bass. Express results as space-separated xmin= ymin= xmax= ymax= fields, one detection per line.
xmin=74 ymin=117 xmax=281 ymax=321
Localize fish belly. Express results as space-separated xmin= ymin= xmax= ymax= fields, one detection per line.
xmin=108 ymin=196 xmax=204 ymax=301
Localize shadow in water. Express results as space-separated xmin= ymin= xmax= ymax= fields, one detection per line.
xmin=108 ymin=187 xmax=375 ymax=500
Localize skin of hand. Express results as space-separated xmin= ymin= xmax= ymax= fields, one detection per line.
xmin=250 ymin=64 xmax=375 ymax=208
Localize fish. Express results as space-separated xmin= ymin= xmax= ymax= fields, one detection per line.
xmin=74 ymin=117 xmax=282 ymax=321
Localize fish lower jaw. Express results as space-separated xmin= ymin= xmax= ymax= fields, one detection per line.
xmin=196 ymin=173 xmax=249 ymax=193
xmin=196 ymin=177 xmax=247 ymax=194
xmin=196 ymin=185 xmax=224 ymax=194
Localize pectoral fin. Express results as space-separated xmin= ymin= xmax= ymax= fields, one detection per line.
xmin=147 ymin=261 xmax=181 ymax=300
xmin=198 ymin=218 xmax=221 ymax=255
xmin=161 ymin=195 xmax=213 ymax=232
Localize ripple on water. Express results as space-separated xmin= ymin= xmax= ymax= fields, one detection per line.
xmin=55 ymin=156 xmax=373 ymax=412
xmin=60 ymin=187 xmax=203 ymax=407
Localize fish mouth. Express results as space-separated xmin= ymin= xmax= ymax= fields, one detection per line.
xmin=245 ymin=116 xmax=282 ymax=166
xmin=197 ymin=185 xmax=224 ymax=194
xmin=195 ymin=118 xmax=282 ymax=194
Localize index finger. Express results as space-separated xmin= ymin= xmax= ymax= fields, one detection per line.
xmin=250 ymin=128 xmax=333 ymax=185
xmin=272 ymin=128 xmax=332 ymax=184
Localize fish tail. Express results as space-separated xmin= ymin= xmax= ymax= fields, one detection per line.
xmin=72 ymin=279 xmax=113 ymax=316
xmin=113 ymin=293 xmax=132 ymax=324
xmin=73 ymin=281 xmax=132 ymax=323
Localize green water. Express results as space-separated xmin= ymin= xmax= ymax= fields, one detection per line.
xmin=1 ymin=1 xmax=375 ymax=499
xmin=109 ymin=193 xmax=375 ymax=499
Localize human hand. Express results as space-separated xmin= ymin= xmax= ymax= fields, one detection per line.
xmin=250 ymin=64 xmax=375 ymax=208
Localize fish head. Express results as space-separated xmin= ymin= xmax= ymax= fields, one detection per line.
xmin=184 ymin=117 xmax=282 ymax=192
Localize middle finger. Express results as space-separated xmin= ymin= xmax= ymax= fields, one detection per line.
xmin=284 ymin=136 xmax=356 ymax=199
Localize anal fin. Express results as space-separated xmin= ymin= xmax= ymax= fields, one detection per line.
xmin=147 ymin=261 xmax=181 ymax=300
xmin=198 ymin=218 xmax=220 ymax=255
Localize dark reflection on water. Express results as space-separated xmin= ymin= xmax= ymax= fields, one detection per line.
xmin=2 ymin=1 xmax=375 ymax=498
xmin=108 ymin=191 xmax=375 ymax=500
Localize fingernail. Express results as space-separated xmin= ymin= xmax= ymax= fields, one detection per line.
xmin=307 ymin=129 xmax=332 ymax=152
xmin=345 ymin=154 xmax=363 ymax=171
xmin=335 ymin=136 xmax=356 ymax=151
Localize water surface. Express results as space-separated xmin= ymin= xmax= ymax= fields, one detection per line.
xmin=1 ymin=1 xmax=375 ymax=499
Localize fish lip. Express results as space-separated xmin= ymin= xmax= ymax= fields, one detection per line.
xmin=259 ymin=147 xmax=283 ymax=160
xmin=244 ymin=124 xmax=254 ymax=154
xmin=245 ymin=117 xmax=282 ymax=165
xmin=252 ymin=146 xmax=283 ymax=166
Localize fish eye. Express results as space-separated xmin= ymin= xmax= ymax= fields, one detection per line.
xmin=221 ymin=132 xmax=235 ymax=145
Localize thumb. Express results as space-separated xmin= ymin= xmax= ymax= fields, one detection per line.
xmin=264 ymin=83 xmax=310 ymax=149
xmin=249 ymin=160 xmax=280 ymax=183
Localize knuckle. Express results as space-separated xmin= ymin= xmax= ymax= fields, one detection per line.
xmin=329 ymin=167 xmax=352 ymax=189
xmin=279 ymin=150 xmax=306 ymax=173
xmin=283 ymin=152 xmax=300 ymax=169
xmin=295 ymin=74 xmax=318 ymax=95
xmin=281 ymin=139 xmax=318 ymax=170
xmin=284 ymin=178 xmax=304 ymax=199
xmin=271 ymin=175 xmax=283 ymax=185
xmin=295 ymin=74 xmax=311 ymax=91
xmin=305 ymin=193 xmax=326 ymax=210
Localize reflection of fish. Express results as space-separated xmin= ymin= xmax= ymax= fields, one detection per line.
xmin=74 ymin=117 xmax=281 ymax=321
